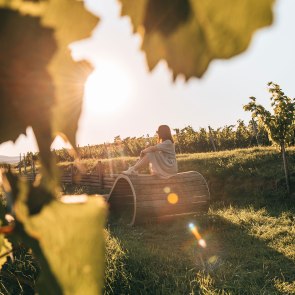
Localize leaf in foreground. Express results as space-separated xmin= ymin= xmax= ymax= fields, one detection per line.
xmin=14 ymin=193 xmax=107 ymax=295
xmin=119 ymin=0 xmax=274 ymax=79
xmin=0 ymin=0 xmax=98 ymax=177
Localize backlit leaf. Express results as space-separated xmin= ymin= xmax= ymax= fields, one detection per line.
xmin=0 ymin=236 xmax=12 ymax=269
xmin=0 ymin=0 xmax=98 ymax=177
xmin=14 ymin=189 xmax=107 ymax=294
xmin=119 ymin=0 xmax=274 ymax=79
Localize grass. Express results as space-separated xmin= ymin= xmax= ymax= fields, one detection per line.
xmin=58 ymin=146 xmax=295 ymax=203
xmin=105 ymin=202 xmax=295 ymax=294
xmin=1 ymin=147 xmax=295 ymax=294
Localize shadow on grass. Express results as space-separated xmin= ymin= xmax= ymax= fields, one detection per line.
xmin=107 ymin=209 xmax=295 ymax=295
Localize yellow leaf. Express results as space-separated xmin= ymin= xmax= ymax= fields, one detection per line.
xmin=119 ymin=0 xmax=274 ymax=79
xmin=16 ymin=195 xmax=107 ymax=295
xmin=0 ymin=1 xmax=98 ymax=177
xmin=0 ymin=235 xmax=12 ymax=269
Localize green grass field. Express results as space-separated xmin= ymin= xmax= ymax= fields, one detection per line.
xmin=1 ymin=147 xmax=295 ymax=294
xmin=104 ymin=202 xmax=294 ymax=294
xmin=66 ymin=147 xmax=294 ymax=294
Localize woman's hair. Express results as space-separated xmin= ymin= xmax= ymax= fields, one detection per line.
xmin=157 ymin=125 xmax=174 ymax=143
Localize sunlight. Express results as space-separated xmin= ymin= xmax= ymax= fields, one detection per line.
xmin=84 ymin=60 xmax=133 ymax=115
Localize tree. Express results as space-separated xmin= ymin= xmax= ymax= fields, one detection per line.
xmin=244 ymin=82 xmax=295 ymax=194
xmin=0 ymin=0 xmax=276 ymax=293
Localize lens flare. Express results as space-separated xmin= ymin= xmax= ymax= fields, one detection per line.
xmin=163 ymin=186 xmax=171 ymax=193
xmin=167 ymin=193 xmax=178 ymax=204
xmin=188 ymin=223 xmax=207 ymax=248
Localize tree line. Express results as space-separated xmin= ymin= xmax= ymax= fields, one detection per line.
xmin=48 ymin=119 xmax=276 ymax=163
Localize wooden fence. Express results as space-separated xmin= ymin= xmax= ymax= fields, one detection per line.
xmin=20 ymin=161 xmax=117 ymax=192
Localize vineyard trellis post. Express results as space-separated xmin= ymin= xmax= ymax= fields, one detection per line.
xmin=251 ymin=118 xmax=260 ymax=146
xmin=70 ymin=163 xmax=74 ymax=184
xmin=208 ymin=126 xmax=217 ymax=152
xmin=23 ymin=153 xmax=26 ymax=173
xmin=18 ymin=153 xmax=21 ymax=175
xmin=96 ymin=161 xmax=104 ymax=190
xmin=31 ymin=158 xmax=36 ymax=180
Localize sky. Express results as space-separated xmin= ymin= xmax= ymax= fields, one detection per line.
xmin=1 ymin=0 xmax=295 ymax=156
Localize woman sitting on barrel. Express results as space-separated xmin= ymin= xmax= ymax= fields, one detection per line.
xmin=123 ymin=125 xmax=178 ymax=178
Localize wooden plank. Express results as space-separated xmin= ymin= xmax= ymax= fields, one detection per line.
xmin=104 ymin=177 xmax=116 ymax=180
xmin=135 ymin=191 xmax=209 ymax=202
xmin=73 ymin=181 xmax=101 ymax=187
xmin=134 ymin=183 xmax=208 ymax=195
xmin=108 ymin=194 xmax=134 ymax=199
xmin=61 ymin=172 xmax=72 ymax=177
xmin=62 ymin=180 xmax=72 ymax=184
xmin=136 ymin=195 xmax=209 ymax=208
xmin=130 ymin=177 xmax=205 ymax=185
xmin=136 ymin=201 xmax=208 ymax=218
xmin=132 ymin=181 xmax=206 ymax=192
xmin=104 ymin=181 xmax=116 ymax=185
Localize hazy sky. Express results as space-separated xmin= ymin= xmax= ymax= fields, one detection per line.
xmin=1 ymin=0 xmax=295 ymax=156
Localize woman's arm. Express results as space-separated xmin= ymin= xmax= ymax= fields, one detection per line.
xmin=141 ymin=145 xmax=158 ymax=155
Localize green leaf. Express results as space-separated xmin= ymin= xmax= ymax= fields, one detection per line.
xmin=119 ymin=0 xmax=274 ymax=79
xmin=0 ymin=236 xmax=13 ymax=269
xmin=14 ymin=192 xmax=107 ymax=295
xmin=0 ymin=7 xmax=56 ymax=174
xmin=0 ymin=0 xmax=98 ymax=178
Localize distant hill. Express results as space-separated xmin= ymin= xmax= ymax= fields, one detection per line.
xmin=0 ymin=155 xmax=19 ymax=164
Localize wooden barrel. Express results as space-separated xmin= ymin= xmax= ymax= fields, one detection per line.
xmin=107 ymin=171 xmax=210 ymax=226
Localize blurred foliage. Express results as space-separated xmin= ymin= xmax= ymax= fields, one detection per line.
xmin=119 ymin=0 xmax=274 ymax=79
xmin=0 ymin=0 xmax=97 ymax=177
xmin=15 ymin=195 xmax=107 ymax=294
xmin=0 ymin=1 xmax=104 ymax=293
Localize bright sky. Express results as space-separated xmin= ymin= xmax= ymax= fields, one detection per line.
xmin=1 ymin=0 xmax=295 ymax=156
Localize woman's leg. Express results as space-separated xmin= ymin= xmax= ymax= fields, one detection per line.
xmin=133 ymin=154 xmax=149 ymax=171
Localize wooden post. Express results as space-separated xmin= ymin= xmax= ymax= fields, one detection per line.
xmin=252 ymin=118 xmax=260 ymax=146
xmin=175 ymin=129 xmax=182 ymax=154
xmin=97 ymin=161 xmax=104 ymax=190
xmin=208 ymin=126 xmax=217 ymax=152
xmin=281 ymin=144 xmax=290 ymax=194
xmin=70 ymin=163 xmax=74 ymax=184
xmin=19 ymin=153 xmax=21 ymax=175
xmin=31 ymin=159 xmax=36 ymax=180
xmin=23 ymin=153 xmax=27 ymax=174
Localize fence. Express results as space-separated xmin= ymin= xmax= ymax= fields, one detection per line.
xmin=20 ymin=161 xmax=117 ymax=192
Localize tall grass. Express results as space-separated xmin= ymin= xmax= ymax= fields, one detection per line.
xmin=1 ymin=147 xmax=294 ymax=294
xmin=105 ymin=203 xmax=295 ymax=294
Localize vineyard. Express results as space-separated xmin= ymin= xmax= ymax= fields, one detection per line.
xmin=52 ymin=120 xmax=272 ymax=162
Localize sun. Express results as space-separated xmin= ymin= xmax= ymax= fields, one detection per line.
xmin=84 ymin=60 xmax=133 ymax=115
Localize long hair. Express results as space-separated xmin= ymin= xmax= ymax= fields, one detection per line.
xmin=157 ymin=125 xmax=174 ymax=143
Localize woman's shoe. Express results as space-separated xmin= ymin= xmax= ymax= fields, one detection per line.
xmin=122 ymin=167 xmax=138 ymax=175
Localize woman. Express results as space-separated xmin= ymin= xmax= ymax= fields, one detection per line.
xmin=123 ymin=125 xmax=178 ymax=178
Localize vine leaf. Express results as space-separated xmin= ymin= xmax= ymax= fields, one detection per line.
xmin=0 ymin=8 xmax=56 ymax=175
xmin=119 ymin=0 xmax=274 ymax=79
xmin=0 ymin=236 xmax=12 ymax=268
xmin=13 ymin=181 xmax=107 ymax=294
xmin=0 ymin=0 xmax=98 ymax=177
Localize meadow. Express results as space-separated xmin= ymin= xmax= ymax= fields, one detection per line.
xmin=102 ymin=147 xmax=295 ymax=294
xmin=1 ymin=147 xmax=295 ymax=294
